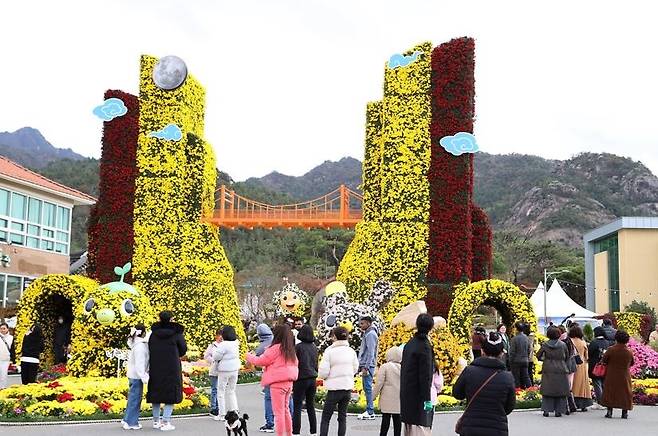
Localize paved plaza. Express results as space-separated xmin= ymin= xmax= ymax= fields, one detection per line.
xmin=2 ymin=378 xmax=655 ymax=435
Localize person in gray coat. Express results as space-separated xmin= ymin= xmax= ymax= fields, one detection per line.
xmin=537 ymin=326 xmax=570 ymax=417
xmin=508 ymin=322 xmax=532 ymax=388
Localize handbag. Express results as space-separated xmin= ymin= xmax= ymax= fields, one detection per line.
xmin=592 ymin=362 xmax=607 ymax=378
xmin=574 ymin=354 xmax=583 ymax=365
xmin=455 ymin=371 xmax=500 ymax=434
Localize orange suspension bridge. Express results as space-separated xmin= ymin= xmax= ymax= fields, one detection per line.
xmin=204 ymin=185 xmax=363 ymax=229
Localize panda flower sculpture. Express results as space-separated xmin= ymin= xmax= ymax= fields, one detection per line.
xmin=273 ymin=282 xmax=310 ymax=318
xmin=68 ymin=263 xmax=156 ymax=377
xmin=316 ymin=280 xmax=395 ymax=351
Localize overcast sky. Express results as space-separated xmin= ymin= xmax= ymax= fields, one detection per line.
xmin=1 ymin=0 xmax=657 ymax=181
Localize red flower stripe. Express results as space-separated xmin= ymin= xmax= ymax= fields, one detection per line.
xmin=87 ymin=90 xmax=139 ymax=283
xmin=470 ymin=204 xmax=493 ymax=282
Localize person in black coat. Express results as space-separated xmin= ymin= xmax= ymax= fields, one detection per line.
xmin=292 ymin=324 xmax=318 ymax=435
xmin=53 ymin=316 xmax=71 ymax=364
xmin=20 ymin=324 xmax=44 ymax=384
xmin=147 ymin=311 xmax=187 ymax=431
xmin=400 ymin=314 xmax=434 ymax=435
xmin=588 ymin=326 xmax=610 ymax=405
xmin=601 ymin=319 xmax=617 ymax=344
xmin=453 ymin=332 xmax=516 ymax=436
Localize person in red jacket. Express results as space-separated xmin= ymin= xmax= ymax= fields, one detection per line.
xmin=247 ymin=324 xmax=299 ymax=436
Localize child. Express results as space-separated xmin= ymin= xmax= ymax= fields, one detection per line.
xmin=246 ymin=324 xmax=299 ymax=436
xmin=318 ymin=326 xmax=359 ymax=436
xmin=212 ymin=325 xmax=241 ymax=420
xmin=122 ymin=324 xmax=149 ymax=430
xmin=430 ymin=361 xmax=444 ymax=407
xmin=373 ymin=346 xmax=402 ymax=436
xmin=203 ymin=328 xmax=223 ymax=418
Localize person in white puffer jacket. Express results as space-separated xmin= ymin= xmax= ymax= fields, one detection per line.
xmin=318 ymin=326 xmax=359 ymax=436
xmin=122 ymin=324 xmax=150 ymax=430
xmin=212 ymin=325 xmax=241 ymax=420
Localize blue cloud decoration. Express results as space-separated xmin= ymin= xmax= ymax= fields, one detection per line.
xmin=388 ymin=51 xmax=423 ymax=69
xmin=148 ymin=124 xmax=183 ymax=141
xmin=439 ymin=132 xmax=479 ymax=156
xmin=93 ymin=98 xmax=128 ymax=121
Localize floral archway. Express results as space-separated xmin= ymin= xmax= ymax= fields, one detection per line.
xmin=448 ymin=279 xmax=537 ymax=347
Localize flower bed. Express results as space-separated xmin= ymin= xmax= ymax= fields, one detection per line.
xmin=0 ymin=376 xmax=208 ymax=421
xmin=633 ymin=379 xmax=658 ymax=405
xmin=628 ymin=339 xmax=658 ymax=379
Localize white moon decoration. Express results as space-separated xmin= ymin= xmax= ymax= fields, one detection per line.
xmin=152 ymin=55 xmax=188 ymax=90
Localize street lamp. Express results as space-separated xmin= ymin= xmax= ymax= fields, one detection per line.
xmin=543 ymin=269 xmax=570 ymax=330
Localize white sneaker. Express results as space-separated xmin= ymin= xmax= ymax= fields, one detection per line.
xmin=153 ymin=420 xmax=162 ymax=429
xmin=357 ymin=411 xmax=376 ymax=420
xmin=212 ymin=414 xmax=222 ymax=421
xmin=159 ymin=422 xmax=175 ymax=431
xmin=122 ymin=422 xmax=142 ymax=430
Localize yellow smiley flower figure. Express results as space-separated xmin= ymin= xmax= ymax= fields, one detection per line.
xmin=67 ymin=263 xmax=156 ymax=377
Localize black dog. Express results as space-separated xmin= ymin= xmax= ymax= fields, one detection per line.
xmin=224 ymin=411 xmax=249 ymax=436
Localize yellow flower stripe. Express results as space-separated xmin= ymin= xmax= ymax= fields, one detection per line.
xmin=338 ymin=43 xmax=432 ymax=322
xmin=133 ymin=55 xmax=246 ymax=355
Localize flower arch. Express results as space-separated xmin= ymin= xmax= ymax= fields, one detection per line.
xmin=448 ymin=279 xmax=537 ymax=347
xmin=14 ymin=275 xmax=98 ymax=367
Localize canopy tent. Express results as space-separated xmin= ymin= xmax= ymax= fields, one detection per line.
xmin=530 ymin=279 xmax=599 ymax=331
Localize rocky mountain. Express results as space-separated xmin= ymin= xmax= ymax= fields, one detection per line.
xmin=247 ymin=152 xmax=658 ymax=248
xmin=0 ymin=127 xmax=84 ymax=168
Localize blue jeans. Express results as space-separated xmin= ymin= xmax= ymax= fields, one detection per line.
xmin=152 ymin=403 xmax=174 ymax=423
xmin=264 ymin=385 xmax=294 ymax=427
xmin=123 ymin=378 xmax=143 ymax=426
xmin=362 ymin=368 xmax=374 ymax=415
xmin=209 ymin=375 xmax=218 ymax=412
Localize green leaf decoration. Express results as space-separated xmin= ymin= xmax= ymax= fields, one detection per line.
xmin=122 ymin=262 xmax=132 ymax=275
xmin=114 ymin=266 xmax=123 ymax=277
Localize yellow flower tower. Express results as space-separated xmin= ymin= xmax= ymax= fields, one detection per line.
xmin=132 ymin=55 xmax=246 ymax=352
xmin=337 ymin=42 xmax=432 ymax=323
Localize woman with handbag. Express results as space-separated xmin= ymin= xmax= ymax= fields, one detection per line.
xmin=601 ymin=330 xmax=634 ymax=419
xmin=537 ymin=326 xmax=570 ymax=417
xmin=568 ymin=326 xmax=593 ymax=411
xmin=588 ymin=326 xmax=610 ymax=407
xmin=453 ymin=332 xmax=516 ymax=436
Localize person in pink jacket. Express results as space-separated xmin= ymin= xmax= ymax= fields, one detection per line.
xmin=246 ymin=324 xmax=299 ymax=436
xmin=430 ymin=361 xmax=444 ymax=406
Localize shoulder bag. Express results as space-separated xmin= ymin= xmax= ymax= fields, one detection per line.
xmin=455 ymin=370 xmax=500 ymax=434
xmin=592 ymin=362 xmax=606 ymax=377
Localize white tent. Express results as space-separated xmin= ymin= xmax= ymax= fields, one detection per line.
xmin=530 ymin=279 xmax=599 ymax=330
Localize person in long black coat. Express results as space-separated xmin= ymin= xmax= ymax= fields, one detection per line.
xmin=587 ymin=326 xmax=610 ymax=405
xmin=400 ymin=314 xmax=434 ymax=436
xmin=147 ymin=311 xmax=187 ymax=430
xmin=453 ymin=332 xmax=516 ymax=436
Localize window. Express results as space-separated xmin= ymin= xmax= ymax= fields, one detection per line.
xmin=43 ymin=202 xmax=56 ymax=227
xmin=28 ymin=198 xmax=42 ymax=224
xmin=0 ymin=189 xmax=70 ymax=255
xmin=0 ymin=189 xmax=8 ymax=216
xmin=10 ymin=193 xmax=26 ymax=220
xmin=0 ymin=275 xmax=5 ymax=307
xmin=10 ymin=233 xmax=24 ymax=245
xmin=57 ymin=206 xmax=70 ymax=230
xmin=5 ymin=275 xmax=22 ymax=308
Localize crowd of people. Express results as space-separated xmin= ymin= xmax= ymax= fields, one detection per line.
xmin=0 ymin=314 xmax=651 ymax=435
xmin=470 ymin=318 xmax=637 ymax=424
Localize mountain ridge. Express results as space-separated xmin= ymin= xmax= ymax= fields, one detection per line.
xmin=0 ymin=127 xmax=85 ymax=168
